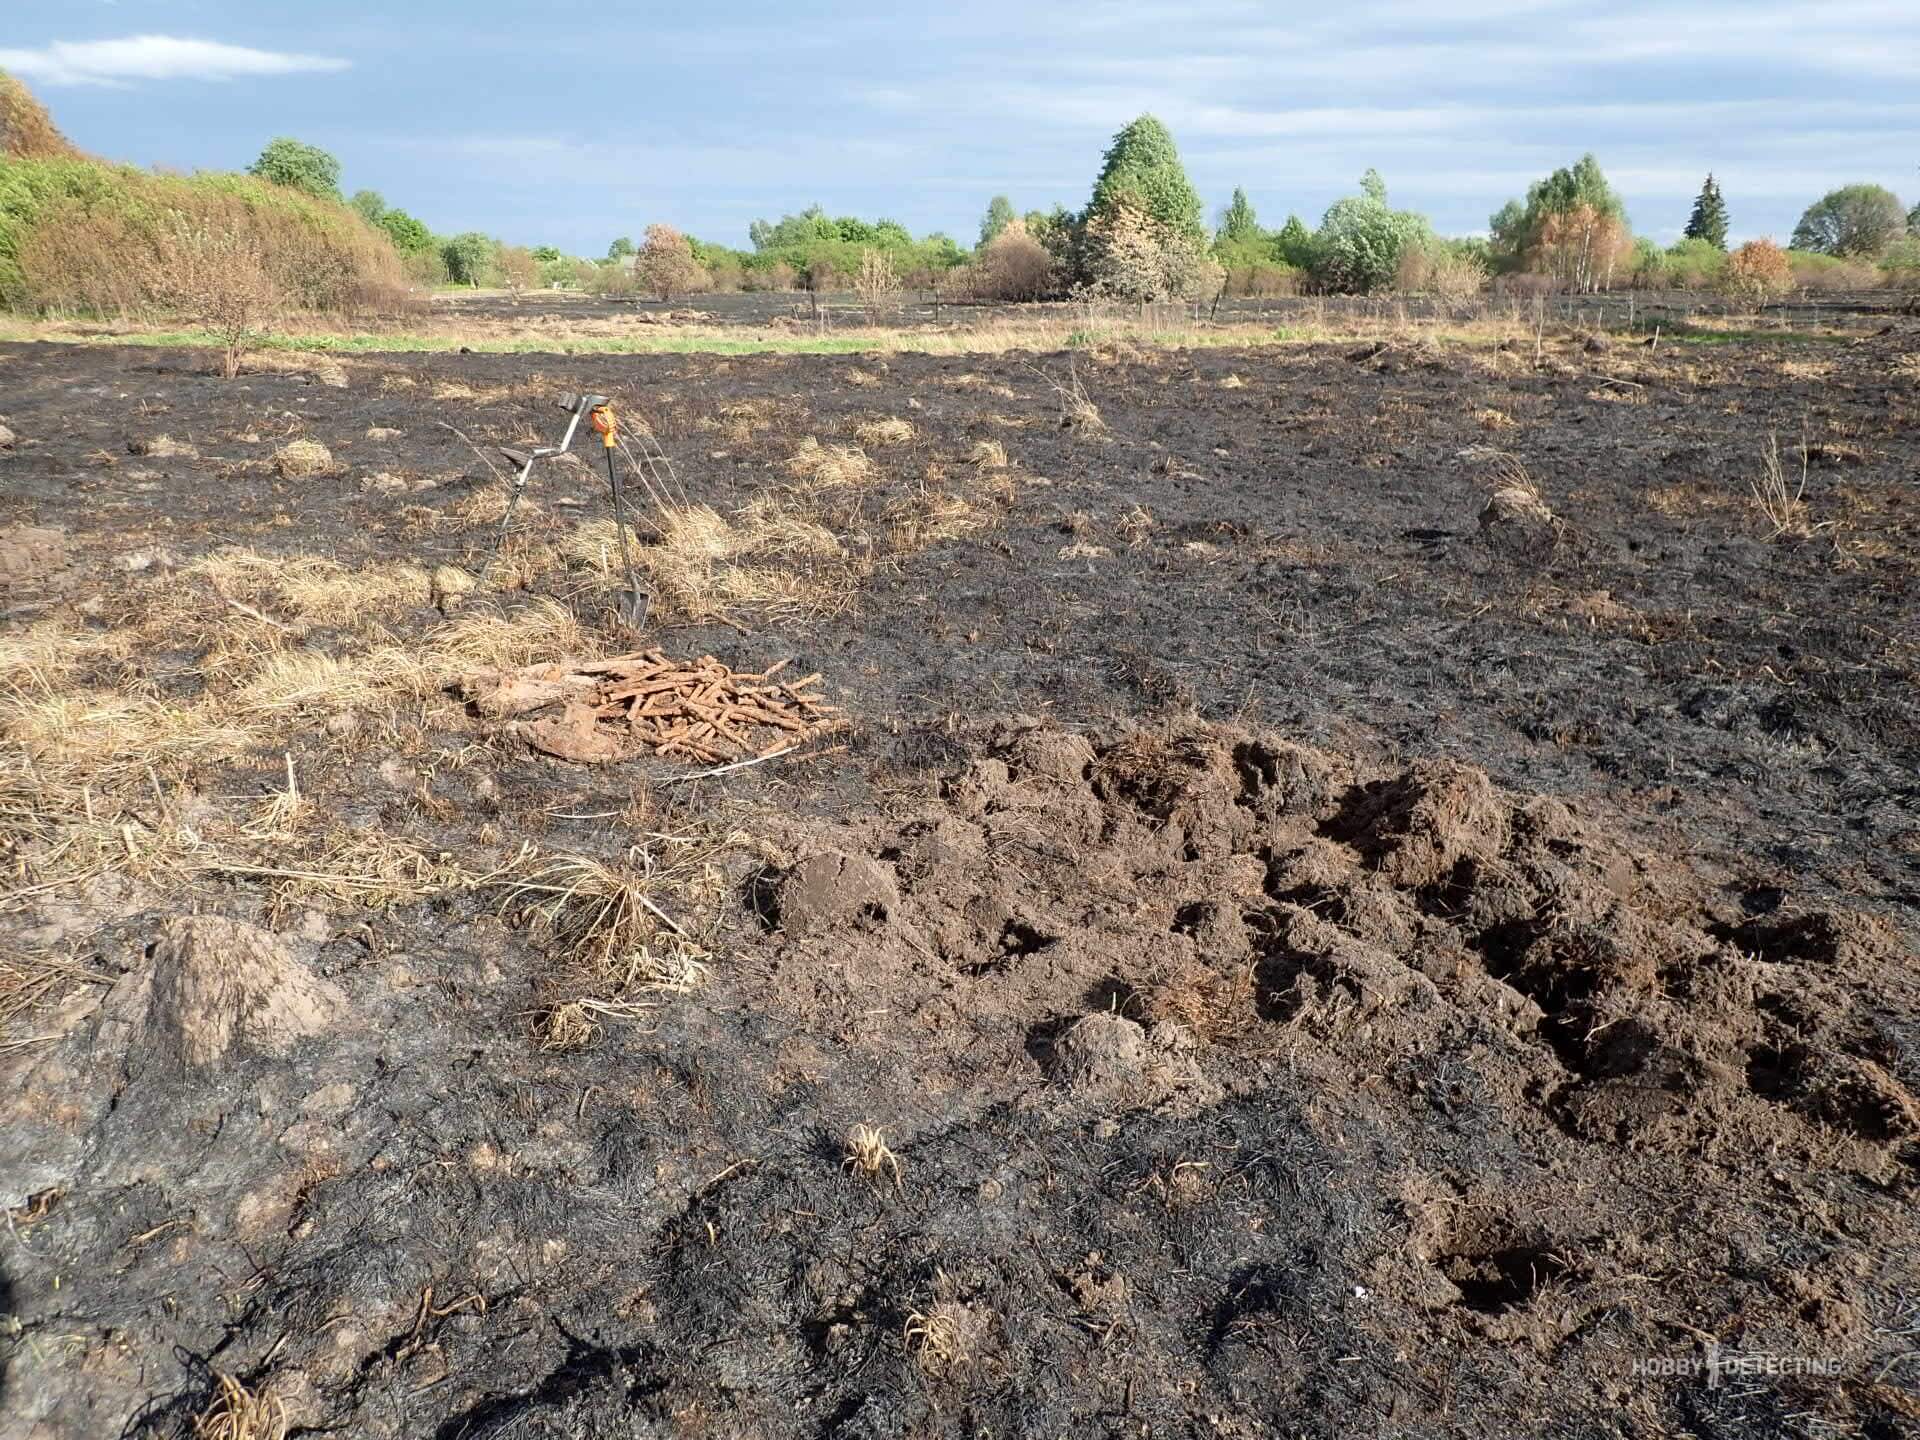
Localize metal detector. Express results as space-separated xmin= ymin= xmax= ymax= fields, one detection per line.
xmin=495 ymin=390 xmax=648 ymax=626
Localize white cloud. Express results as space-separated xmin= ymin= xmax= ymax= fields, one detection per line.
xmin=0 ymin=35 xmax=349 ymax=87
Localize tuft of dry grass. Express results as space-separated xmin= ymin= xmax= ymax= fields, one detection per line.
xmin=844 ymin=1123 xmax=902 ymax=1189
xmin=1219 ymin=373 xmax=1245 ymax=389
xmin=1476 ymin=407 xmax=1516 ymax=431
xmin=430 ymin=599 xmax=588 ymax=671
xmin=786 ymin=437 xmax=877 ymax=489
xmin=853 ymin=416 xmax=915 ymax=447
xmin=495 ymin=846 xmax=718 ymax=986
xmin=272 ymin=439 xmax=335 ymax=478
xmin=1115 ymin=504 xmax=1154 ymax=547
xmin=192 ymin=1372 xmax=286 ymax=1440
xmin=0 ymin=619 xmax=132 ymax=694
xmin=903 ymin=1302 xmax=969 ymax=1376
xmin=180 ymin=549 xmax=431 ymax=627
xmin=967 ymin=439 xmax=1008 ymax=470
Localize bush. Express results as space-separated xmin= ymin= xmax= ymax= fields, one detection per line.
xmin=440 ymin=231 xmax=495 ymax=286
xmin=742 ymin=259 xmax=796 ymax=292
xmin=1659 ymin=237 xmax=1726 ymax=289
xmin=962 ymin=221 xmax=1055 ymax=301
xmin=1395 ymin=242 xmax=1486 ymax=303
xmin=1311 ymin=181 xmax=1431 ymax=294
xmin=1786 ymin=250 xmax=1875 ymax=291
xmin=0 ymin=158 xmax=406 ymax=319
xmin=853 ymin=247 xmax=900 ymax=319
xmin=148 ymin=210 xmax=283 ymax=376
xmin=0 ymin=70 xmax=79 ymax=160
xmin=1720 ymin=239 xmax=1791 ymax=306
xmin=495 ymin=244 xmax=538 ymax=295
xmin=247 ymin=137 xmax=342 ymax=201
xmin=1080 ymin=193 xmax=1220 ymax=302
xmin=1880 ymin=237 xmax=1920 ymax=291
xmin=635 ymin=223 xmax=707 ymax=300
xmin=585 ymin=260 xmax=636 ymax=297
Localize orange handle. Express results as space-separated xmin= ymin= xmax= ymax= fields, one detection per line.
xmin=589 ymin=403 xmax=616 ymax=448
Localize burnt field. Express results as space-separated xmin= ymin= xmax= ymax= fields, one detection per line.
xmin=1 ymin=324 xmax=1918 ymax=1439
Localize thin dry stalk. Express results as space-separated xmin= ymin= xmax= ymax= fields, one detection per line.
xmin=1750 ymin=431 xmax=1814 ymax=540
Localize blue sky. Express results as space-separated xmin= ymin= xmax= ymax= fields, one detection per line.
xmin=4 ymin=2 xmax=1916 ymax=254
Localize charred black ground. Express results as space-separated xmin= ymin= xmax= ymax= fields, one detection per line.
xmin=1 ymin=324 xmax=1917 ymax=1439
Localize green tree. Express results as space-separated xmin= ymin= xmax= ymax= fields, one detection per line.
xmin=441 ymin=231 xmax=496 ymax=286
xmin=349 ymin=189 xmax=386 ymax=225
xmin=1684 ymin=174 xmax=1728 ymax=250
xmin=377 ymin=208 xmax=432 ymax=254
xmin=247 ymin=137 xmax=342 ymax=200
xmin=980 ymin=195 xmax=1015 ymax=246
xmin=1086 ymin=114 xmax=1204 ymax=242
xmin=1910 ymin=202 xmax=1920 ymax=232
xmin=531 ymin=245 xmax=561 ymax=262
xmin=1489 ymin=155 xmax=1626 ymax=268
xmin=606 ymin=235 xmax=635 ymax=260
xmin=1219 ymin=187 xmax=1258 ymax=243
xmin=1311 ymin=173 xmax=1432 ymax=293
xmin=1273 ymin=214 xmax=1314 ymax=269
xmin=1791 ymin=184 xmax=1907 ymax=257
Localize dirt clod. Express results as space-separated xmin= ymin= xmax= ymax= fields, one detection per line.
xmin=778 ymin=851 xmax=898 ymax=937
xmin=142 ymin=915 xmax=346 ymax=1072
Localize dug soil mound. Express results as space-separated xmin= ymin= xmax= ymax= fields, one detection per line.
xmin=6 ymin=715 xmax=1916 ymax=1438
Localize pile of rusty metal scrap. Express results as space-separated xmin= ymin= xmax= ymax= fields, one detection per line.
xmin=458 ymin=651 xmax=842 ymax=766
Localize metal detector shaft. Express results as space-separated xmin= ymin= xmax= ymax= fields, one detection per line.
xmin=603 ymin=444 xmax=647 ymax=625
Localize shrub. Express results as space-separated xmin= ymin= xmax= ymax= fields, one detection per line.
xmin=585 ymin=260 xmax=636 ymax=297
xmin=1311 ymin=177 xmax=1432 ymax=294
xmin=0 ymin=70 xmax=79 ymax=160
xmin=247 ymin=137 xmax=342 ymax=201
xmin=635 ymin=223 xmax=707 ymax=300
xmin=495 ymin=244 xmax=538 ymax=295
xmin=853 ymin=246 xmax=900 ymax=319
xmin=147 ymin=207 xmax=284 ymax=377
xmin=1 ymin=159 xmax=405 ymax=319
xmin=742 ymin=259 xmax=796 ymax=291
xmin=1659 ymin=236 xmax=1726 ymax=289
xmin=1080 ymin=193 xmax=1219 ymax=302
xmin=1720 ymin=239 xmax=1791 ymax=306
xmin=440 ymin=231 xmax=495 ymax=285
xmin=1785 ymin=250 xmax=1874 ymax=291
xmin=1792 ymin=185 xmax=1906 ymax=258
xmin=1396 ymin=242 xmax=1486 ymax=303
xmin=963 ymin=221 xmax=1055 ymax=301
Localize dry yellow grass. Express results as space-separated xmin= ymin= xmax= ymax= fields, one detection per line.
xmin=272 ymin=439 xmax=335 ymax=478
xmin=192 ymin=1372 xmax=286 ymax=1440
xmin=0 ymin=619 xmax=132 ymax=694
xmin=182 ymin=549 xmax=432 ymax=626
xmin=844 ymin=1123 xmax=902 ymax=1188
xmin=786 ymin=437 xmax=877 ymax=489
xmin=967 ymin=439 xmax=1008 ymax=470
xmin=853 ymin=416 xmax=915 ymax=447
xmin=430 ymin=598 xmax=589 ymax=671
